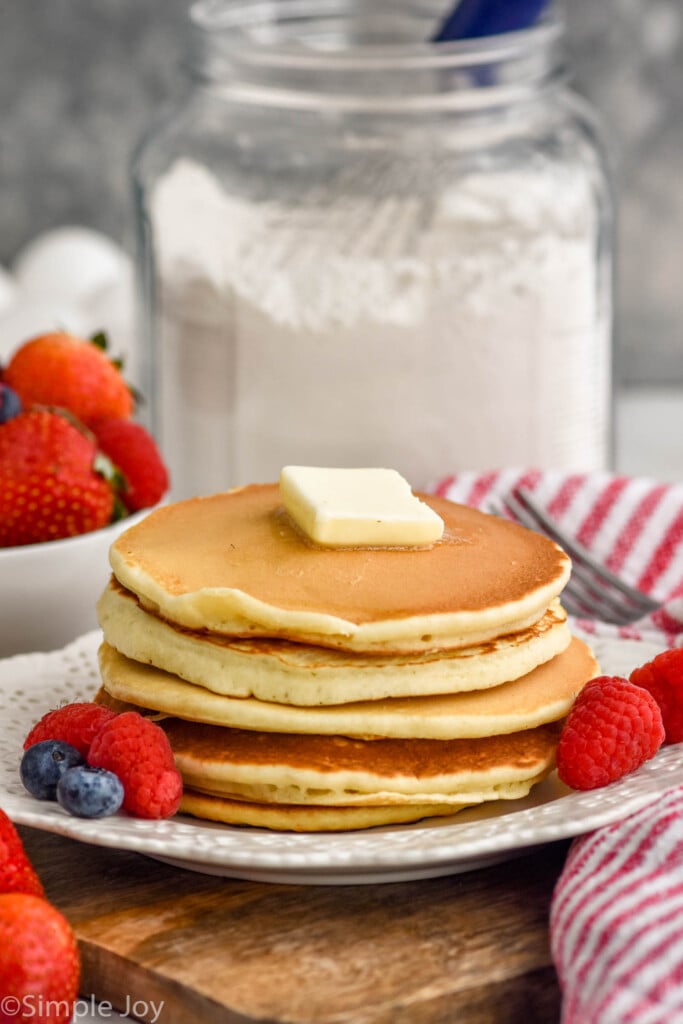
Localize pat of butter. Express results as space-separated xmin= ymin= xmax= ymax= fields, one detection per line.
xmin=279 ymin=466 xmax=444 ymax=547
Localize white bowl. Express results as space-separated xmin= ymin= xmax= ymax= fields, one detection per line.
xmin=0 ymin=508 xmax=154 ymax=659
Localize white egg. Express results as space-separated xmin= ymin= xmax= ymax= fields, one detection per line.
xmin=0 ymin=298 xmax=88 ymax=365
xmin=0 ymin=266 xmax=18 ymax=314
xmin=12 ymin=226 xmax=132 ymax=305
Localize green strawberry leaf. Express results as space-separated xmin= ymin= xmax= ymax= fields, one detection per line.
xmin=90 ymin=331 xmax=109 ymax=352
xmin=111 ymin=495 xmax=130 ymax=522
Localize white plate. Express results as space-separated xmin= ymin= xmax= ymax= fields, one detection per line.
xmin=1 ymin=630 xmax=679 ymax=885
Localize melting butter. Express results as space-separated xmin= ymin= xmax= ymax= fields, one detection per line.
xmin=279 ymin=466 xmax=444 ymax=548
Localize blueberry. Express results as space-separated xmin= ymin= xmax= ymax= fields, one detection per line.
xmin=57 ymin=766 xmax=124 ymax=819
xmin=0 ymin=382 xmax=22 ymax=424
xmin=20 ymin=740 xmax=84 ymax=800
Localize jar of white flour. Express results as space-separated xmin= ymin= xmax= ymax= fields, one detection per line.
xmin=133 ymin=0 xmax=613 ymax=499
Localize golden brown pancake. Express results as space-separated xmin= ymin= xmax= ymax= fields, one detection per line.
xmin=97 ymin=636 xmax=597 ymax=740
xmin=108 ymin=485 xmax=571 ymax=652
xmin=97 ymin=579 xmax=571 ymax=704
xmin=156 ymin=717 xmax=562 ymax=806
xmin=93 ymin=694 xmax=559 ymax=827
xmin=179 ymin=791 xmax=477 ymax=832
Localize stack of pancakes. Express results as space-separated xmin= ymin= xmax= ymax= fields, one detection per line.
xmin=95 ymin=484 xmax=598 ymax=831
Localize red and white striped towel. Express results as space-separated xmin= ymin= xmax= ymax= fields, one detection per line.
xmin=550 ymin=787 xmax=683 ymax=1024
xmin=432 ymin=469 xmax=683 ymax=1021
xmin=431 ymin=468 xmax=683 ymax=647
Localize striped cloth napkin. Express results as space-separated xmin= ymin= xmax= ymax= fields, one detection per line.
xmin=550 ymin=788 xmax=683 ymax=1024
xmin=431 ymin=468 xmax=683 ymax=1022
xmin=431 ymin=468 xmax=683 ymax=646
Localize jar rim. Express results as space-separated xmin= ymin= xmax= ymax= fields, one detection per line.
xmin=188 ymin=0 xmax=565 ymax=112
xmin=189 ymin=0 xmax=563 ymax=71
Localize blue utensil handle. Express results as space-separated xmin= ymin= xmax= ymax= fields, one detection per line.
xmin=433 ymin=0 xmax=551 ymax=41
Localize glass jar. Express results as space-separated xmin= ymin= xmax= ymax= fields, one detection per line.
xmin=133 ymin=0 xmax=613 ymax=500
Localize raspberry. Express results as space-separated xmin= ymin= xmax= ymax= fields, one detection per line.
xmin=630 ymin=648 xmax=683 ymax=743
xmin=87 ymin=711 xmax=182 ymax=819
xmin=557 ymin=675 xmax=664 ymax=791
xmin=24 ymin=702 xmax=118 ymax=758
xmin=92 ymin=417 xmax=169 ymax=512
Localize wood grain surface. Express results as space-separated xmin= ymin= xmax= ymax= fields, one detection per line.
xmin=19 ymin=826 xmax=569 ymax=1024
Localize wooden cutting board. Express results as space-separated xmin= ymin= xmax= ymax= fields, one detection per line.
xmin=18 ymin=826 xmax=567 ymax=1024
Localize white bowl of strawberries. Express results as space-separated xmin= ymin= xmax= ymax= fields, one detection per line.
xmin=0 ymin=330 xmax=169 ymax=657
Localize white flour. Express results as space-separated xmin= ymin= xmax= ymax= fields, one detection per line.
xmin=149 ymin=158 xmax=610 ymax=498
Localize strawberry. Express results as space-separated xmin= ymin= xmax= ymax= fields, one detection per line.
xmin=0 ymin=410 xmax=114 ymax=546
xmin=92 ymin=418 xmax=169 ymax=512
xmin=0 ymin=893 xmax=80 ymax=1024
xmin=0 ymin=810 xmax=45 ymax=897
xmin=3 ymin=331 xmax=133 ymax=428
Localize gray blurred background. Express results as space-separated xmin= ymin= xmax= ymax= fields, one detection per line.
xmin=1 ymin=0 xmax=681 ymax=386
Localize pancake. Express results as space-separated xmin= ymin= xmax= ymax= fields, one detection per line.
xmin=97 ymin=580 xmax=572 ymax=705
xmin=184 ymin=775 xmax=544 ymax=808
xmin=150 ymin=717 xmax=562 ymax=807
xmin=179 ymin=791 xmax=477 ymax=832
xmin=94 ymin=692 xmax=559 ymax=820
xmin=96 ymin=635 xmax=597 ymax=739
xmin=108 ymin=485 xmax=571 ymax=652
